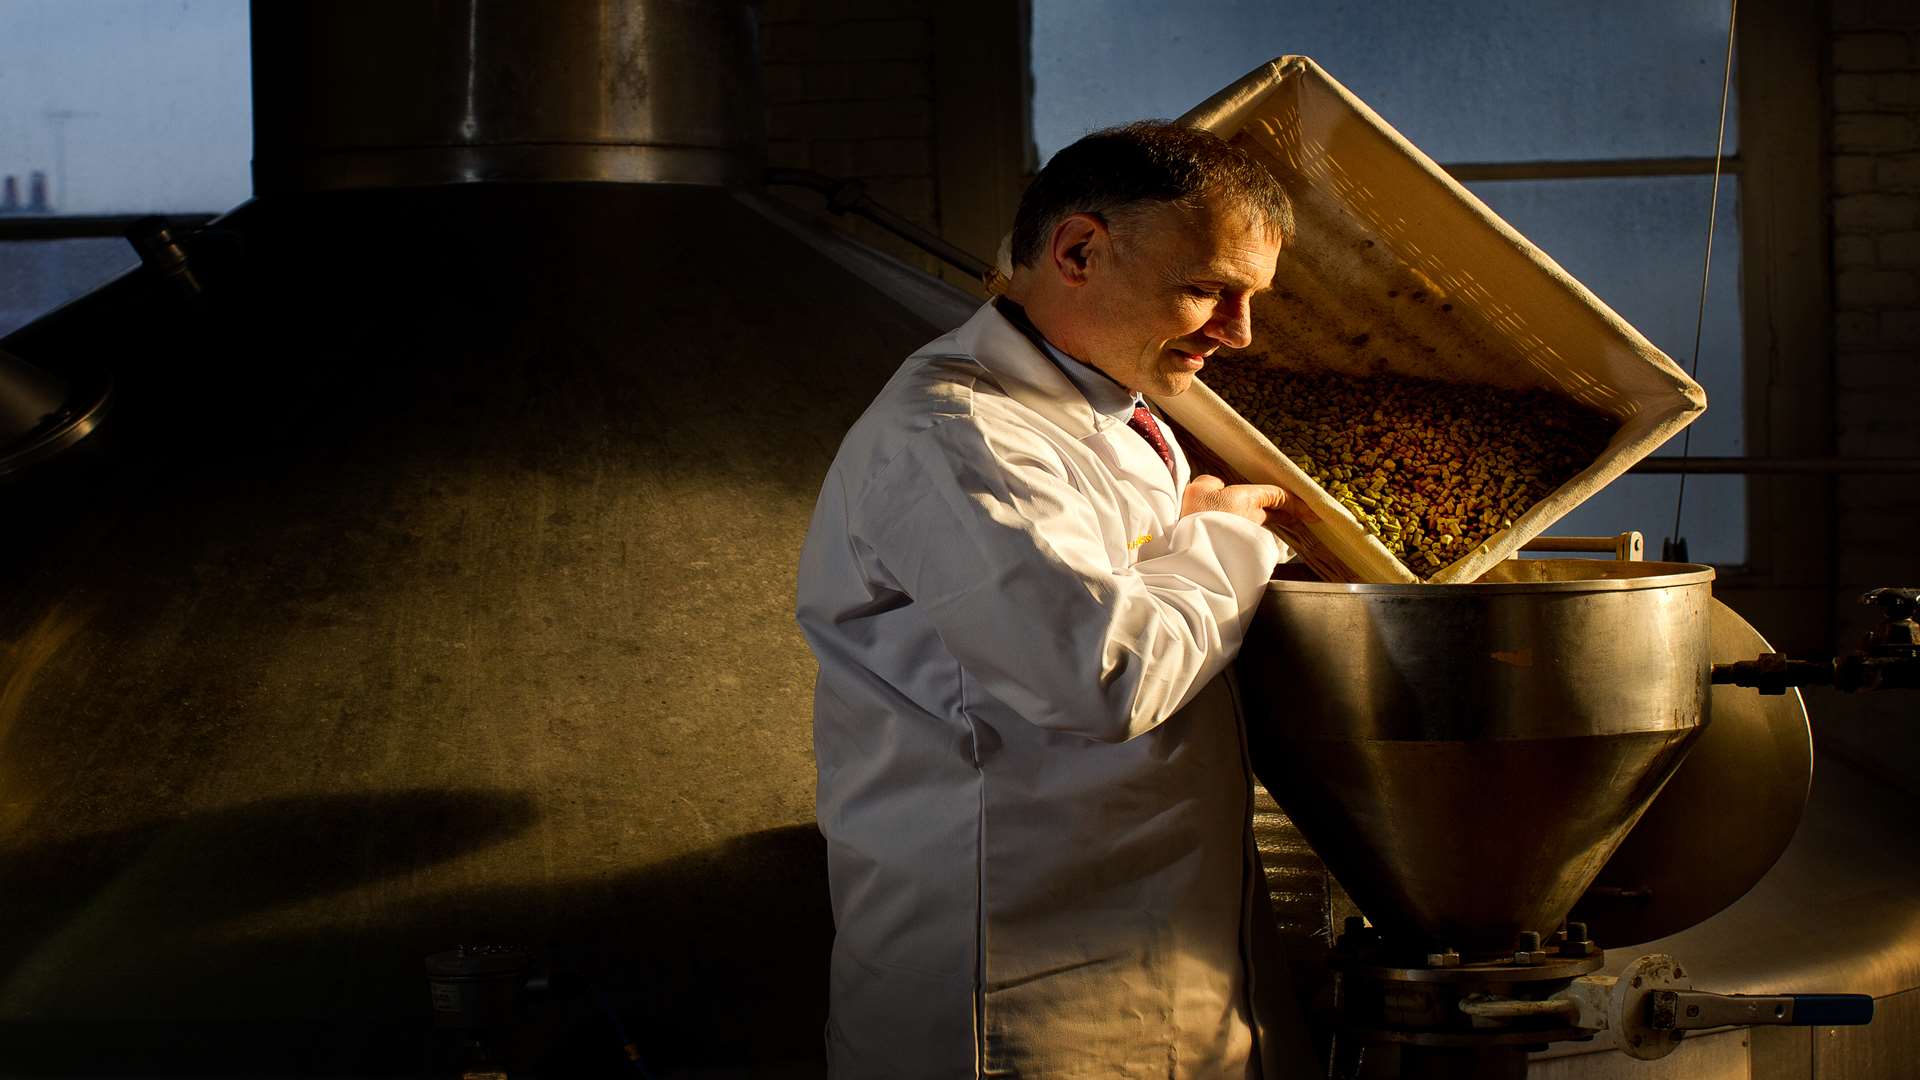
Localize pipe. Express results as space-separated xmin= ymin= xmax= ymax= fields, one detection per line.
xmin=1628 ymin=457 xmax=1920 ymax=474
xmin=1456 ymin=994 xmax=1578 ymax=1020
xmin=1521 ymin=532 xmax=1644 ymax=560
xmin=765 ymin=168 xmax=995 ymax=283
xmin=0 ymin=214 xmax=212 ymax=241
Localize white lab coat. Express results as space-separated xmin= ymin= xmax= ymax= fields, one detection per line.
xmin=796 ymin=301 xmax=1287 ymax=1078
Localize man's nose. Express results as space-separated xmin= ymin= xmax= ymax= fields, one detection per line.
xmin=1207 ymin=297 xmax=1254 ymax=349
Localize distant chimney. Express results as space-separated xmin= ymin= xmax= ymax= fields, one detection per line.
xmin=1 ymin=176 xmax=16 ymax=212
xmin=28 ymin=170 xmax=49 ymax=213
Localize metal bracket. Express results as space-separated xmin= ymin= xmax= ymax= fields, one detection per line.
xmin=1519 ymin=532 xmax=1644 ymax=561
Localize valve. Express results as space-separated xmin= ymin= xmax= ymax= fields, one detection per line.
xmin=1711 ymin=586 xmax=1920 ymax=694
xmin=1463 ymin=953 xmax=1874 ymax=1062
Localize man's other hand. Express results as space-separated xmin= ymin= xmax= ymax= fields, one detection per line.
xmin=1180 ymin=475 xmax=1313 ymax=531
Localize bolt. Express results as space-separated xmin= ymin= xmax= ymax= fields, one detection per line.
xmin=1517 ymin=931 xmax=1541 ymax=951
xmin=1424 ymin=949 xmax=1461 ymax=968
xmin=1687 ymin=1005 xmax=1701 ymax=1018
xmin=1566 ymin=921 xmax=1589 ymax=943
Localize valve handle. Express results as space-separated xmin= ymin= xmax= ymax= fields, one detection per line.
xmin=1786 ymin=994 xmax=1877 ymax=1026
xmin=1650 ymin=989 xmax=1875 ymax=1030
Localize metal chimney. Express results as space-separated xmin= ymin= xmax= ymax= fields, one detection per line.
xmin=249 ymin=0 xmax=765 ymax=193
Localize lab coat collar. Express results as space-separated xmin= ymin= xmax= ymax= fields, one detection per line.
xmin=947 ymin=301 xmax=1120 ymax=441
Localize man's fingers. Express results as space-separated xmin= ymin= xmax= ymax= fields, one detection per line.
xmin=1215 ymin=482 xmax=1283 ymax=508
xmin=1186 ymin=474 xmax=1226 ymax=495
xmin=1181 ymin=478 xmax=1317 ymax=528
xmin=1180 ymin=475 xmax=1230 ymax=519
xmin=1252 ymin=485 xmax=1321 ymax=530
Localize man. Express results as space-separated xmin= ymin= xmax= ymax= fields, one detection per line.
xmin=796 ymin=121 xmax=1304 ymax=1078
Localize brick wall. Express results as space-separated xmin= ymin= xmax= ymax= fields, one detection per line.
xmin=1821 ymin=2 xmax=1920 ymax=790
xmin=1832 ymin=7 xmax=1920 ymax=570
xmin=761 ymin=1 xmax=946 ymax=278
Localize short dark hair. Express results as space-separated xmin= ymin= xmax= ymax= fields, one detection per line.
xmin=1010 ymin=121 xmax=1294 ymax=269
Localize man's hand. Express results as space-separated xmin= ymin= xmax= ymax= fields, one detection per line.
xmin=1180 ymin=474 xmax=1314 ymax=531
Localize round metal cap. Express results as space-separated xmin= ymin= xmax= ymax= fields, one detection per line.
xmin=0 ymin=377 xmax=113 ymax=477
xmin=1573 ymin=598 xmax=1813 ymax=948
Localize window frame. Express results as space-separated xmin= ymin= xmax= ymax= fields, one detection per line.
xmin=992 ymin=0 xmax=1830 ymax=618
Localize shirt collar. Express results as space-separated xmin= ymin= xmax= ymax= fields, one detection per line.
xmin=1037 ymin=336 xmax=1143 ymax=424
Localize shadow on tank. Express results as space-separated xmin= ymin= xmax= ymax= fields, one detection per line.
xmin=0 ymin=788 xmax=540 ymax=983
xmin=0 ymin=810 xmax=831 ymax=1076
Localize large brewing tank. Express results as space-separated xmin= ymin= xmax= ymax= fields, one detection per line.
xmin=1237 ymin=559 xmax=1713 ymax=960
xmin=0 ymin=2 xmax=974 ymax=1075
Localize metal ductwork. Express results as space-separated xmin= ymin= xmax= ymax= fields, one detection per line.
xmin=0 ymin=2 xmax=974 ymax=1074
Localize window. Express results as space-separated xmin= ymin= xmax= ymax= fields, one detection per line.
xmin=1031 ymin=0 xmax=1745 ymax=564
xmin=0 ymin=0 xmax=250 ymax=336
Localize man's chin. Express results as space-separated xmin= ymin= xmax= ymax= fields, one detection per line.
xmin=1154 ymin=371 xmax=1197 ymax=397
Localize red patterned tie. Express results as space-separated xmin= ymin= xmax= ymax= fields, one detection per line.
xmin=1128 ymin=404 xmax=1177 ymax=478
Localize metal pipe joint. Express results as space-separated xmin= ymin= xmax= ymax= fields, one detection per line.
xmin=1459 ymin=953 xmax=1874 ymax=1062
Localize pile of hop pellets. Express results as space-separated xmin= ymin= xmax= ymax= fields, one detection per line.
xmin=1203 ymin=364 xmax=1619 ymax=579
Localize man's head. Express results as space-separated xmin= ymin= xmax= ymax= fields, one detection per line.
xmin=1006 ymin=121 xmax=1293 ymax=398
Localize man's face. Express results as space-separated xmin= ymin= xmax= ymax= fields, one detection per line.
xmin=1072 ymin=196 xmax=1282 ymax=397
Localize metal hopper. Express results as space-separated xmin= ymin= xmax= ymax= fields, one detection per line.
xmin=1236 ymin=559 xmax=1714 ymax=960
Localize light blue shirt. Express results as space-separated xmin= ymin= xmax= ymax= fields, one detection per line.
xmin=1032 ymin=336 xmax=1144 ymax=426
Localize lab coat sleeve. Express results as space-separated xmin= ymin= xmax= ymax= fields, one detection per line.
xmin=855 ymin=415 xmax=1279 ymax=742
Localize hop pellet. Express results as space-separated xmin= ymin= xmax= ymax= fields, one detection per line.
xmin=1202 ymin=364 xmax=1617 ymax=579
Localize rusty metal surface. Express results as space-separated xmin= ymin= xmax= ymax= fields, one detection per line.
xmin=1238 ymin=560 xmax=1711 ymax=958
xmin=0 ymin=183 xmax=973 ymax=1074
xmin=1576 ymin=600 xmax=1813 ymax=949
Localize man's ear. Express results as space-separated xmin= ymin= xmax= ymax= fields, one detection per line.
xmin=1048 ymin=213 xmax=1106 ymax=287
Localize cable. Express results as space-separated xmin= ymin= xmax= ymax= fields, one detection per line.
xmin=1668 ymin=0 xmax=1739 ymax=559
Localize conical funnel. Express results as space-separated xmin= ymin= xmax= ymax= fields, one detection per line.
xmin=1237 ymin=559 xmax=1712 ymax=959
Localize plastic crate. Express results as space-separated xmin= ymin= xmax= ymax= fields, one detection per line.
xmin=1152 ymin=57 xmax=1707 ymax=584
